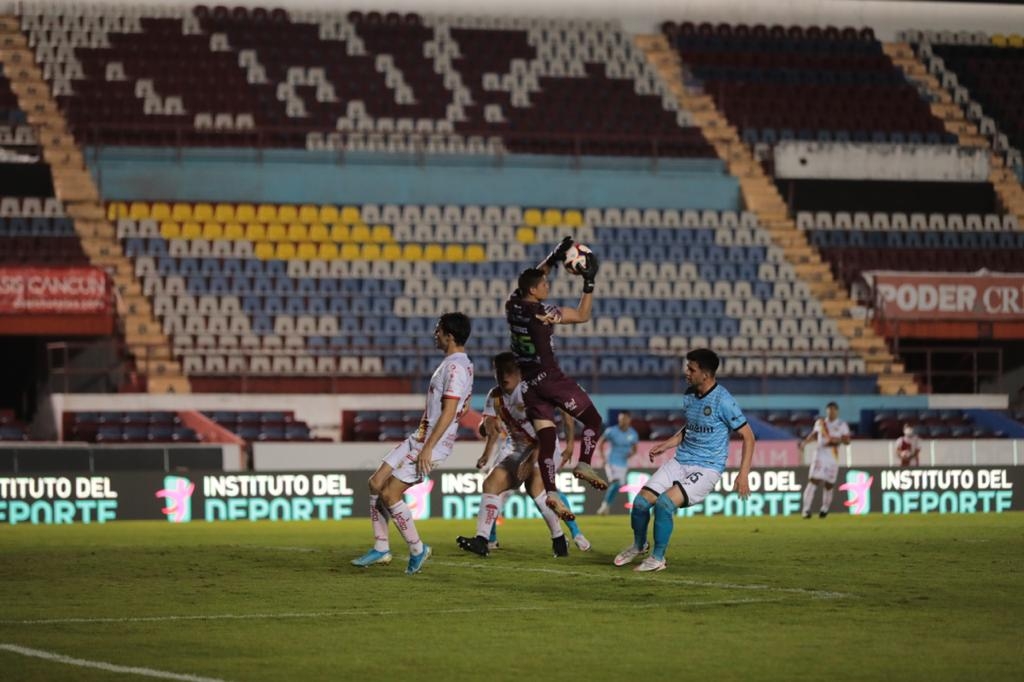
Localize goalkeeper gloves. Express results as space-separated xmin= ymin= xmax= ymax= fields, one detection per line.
xmin=581 ymin=252 xmax=599 ymax=293
xmin=543 ymin=236 xmax=575 ymax=270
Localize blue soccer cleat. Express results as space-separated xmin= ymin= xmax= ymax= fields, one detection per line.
xmin=351 ymin=549 xmax=392 ymax=567
xmin=406 ymin=545 xmax=433 ymax=575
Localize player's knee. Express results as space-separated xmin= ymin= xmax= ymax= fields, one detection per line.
xmin=655 ymin=494 xmax=677 ymax=516
xmin=631 ymin=494 xmax=653 ymax=515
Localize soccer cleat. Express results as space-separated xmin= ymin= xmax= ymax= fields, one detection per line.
xmin=552 ymin=534 xmax=570 ymax=558
xmin=572 ymin=462 xmax=608 ymax=490
xmin=819 ymin=511 xmax=829 ymax=519
xmin=596 ymin=502 xmax=610 ymax=516
xmin=802 ymin=511 xmax=812 ymax=519
xmin=613 ymin=542 xmax=650 ymax=567
xmin=406 ymin=545 xmax=432 ymax=575
xmin=456 ymin=535 xmax=490 ymax=557
xmin=351 ymin=549 xmax=393 ymax=567
xmin=545 ymin=494 xmax=576 ymax=521
xmin=634 ymin=556 xmax=667 ymax=573
xmin=488 ymin=541 xmax=501 ymax=550
xmin=573 ymin=534 xmax=592 ymax=552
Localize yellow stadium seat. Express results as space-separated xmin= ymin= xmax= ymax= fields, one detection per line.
xmin=235 ymin=204 xmax=256 ymax=222
xmin=245 ymin=223 xmax=267 ymax=241
xmin=127 ymin=202 xmax=149 ymax=220
xmin=276 ymin=242 xmax=297 ymax=260
xmin=444 ymin=244 xmax=464 ymax=261
xmin=992 ymin=33 xmax=1007 ymax=47
xmin=423 ymin=244 xmax=444 ymax=261
xmin=319 ymin=205 xmax=339 ymax=224
xmin=330 ymin=224 xmax=350 ymax=242
xmin=181 ymin=221 xmax=202 ymax=239
xmin=277 ymin=205 xmax=299 ymax=223
xmin=350 ymin=224 xmax=370 ymax=242
xmin=107 ymin=202 xmax=128 ymax=220
xmin=371 ymin=224 xmax=392 ymax=242
xmin=464 ymin=244 xmax=485 ymax=262
xmin=287 ymin=223 xmax=308 ymax=242
xmin=254 ymin=242 xmax=275 ymax=260
xmin=297 ymin=242 xmax=318 ymax=260
xmin=308 ymin=224 xmax=330 ymax=242
xmin=298 ymin=205 xmax=319 ymax=224
xmin=563 ymin=209 xmax=583 ymax=227
xmin=523 ymin=208 xmax=542 ymax=226
xmin=362 ymin=243 xmax=382 ymax=260
xmin=214 ymin=203 xmax=235 ymax=222
xmin=516 ymin=227 xmax=536 ymax=244
xmin=382 ymin=243 xmax=402 ymax=260
xmin=224 ymin=222 xmax=245 ymax=240
xmin=340 ymin=243 xmax=360 ymax=259
xmin=403 ymin=243 xmax=423 ymax=260
xmin=340 ymin=206 xmax=362 ymax=224
xmin=542 ymin=208 xmax=563 ymax=225
xmin=171 ymin=202 xmax=193 ymax=222
xmin=150 ymin=202 xmax=171 ymax=220
xmin=193 ymin=203 xmax=214 ymax=222
xmin=1009 ymin=34 xmax=1024 ymax=48
xmin=266 ymin=223 xmax=287 ymax=241
xmin=160 ymin=221 xmax=181 ymax=239
xmin=202 ymin=222 xmax=224 ymax=240
xmin=318 ymin=242 xmax=339 ymax=260
xmin=256 ymin=204 xmax=278 ymax=223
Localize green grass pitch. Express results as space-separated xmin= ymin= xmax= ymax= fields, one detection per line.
xmin=1 ymin=513 xmax=1022 ymax=681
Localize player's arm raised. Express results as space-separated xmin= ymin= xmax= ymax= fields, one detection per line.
xmin=734 ymin=423 xmax=756 ymax=498
xmin=537 ymin=236 xmax=575 ymax=275
xmin=559 ymin=409 xmax=576 ymax=467
xmin=417 ymin=397 xmax=460 ymax=477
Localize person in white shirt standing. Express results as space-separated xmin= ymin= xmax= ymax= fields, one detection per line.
xmin=895 ymin=424 xmax=921 ymax=467
xmin=352 ymin=312 xmax=474 ymax=574
xmin=800 ymin=401 xmax=851 ymax=519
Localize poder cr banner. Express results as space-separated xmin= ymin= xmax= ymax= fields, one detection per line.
xmin=865 ymin=270 xmax=1024 ymax=321
xmin=0 ymin=267 xmax=110 ymax=314
xmin=0 ymin=467 xmax=1019 ymax=525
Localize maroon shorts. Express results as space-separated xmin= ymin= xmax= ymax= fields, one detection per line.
xmin=522 ymin=371 xmax=594 ymax=422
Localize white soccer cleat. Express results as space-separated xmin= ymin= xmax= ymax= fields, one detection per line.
xmin=573 ymin=534 xmax=592 ymax=552
xmin=613 ymin=542 xmax=649 ymax=567
xmin=634 ymin=556 xmax=667 ymax=573
xmin=596 ymin=502 xmax=610 ymax=516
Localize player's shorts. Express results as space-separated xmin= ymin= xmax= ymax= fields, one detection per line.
xmin=522 ymin=370 xmax=595 ymax=422
xmin=643 ymin=460 xmax=720 ymax=507
xmin=809 ymin=453 xmax=839 ymax=484
xmin=605 ymin=463 xmax=628 ymax=483
xmin=492 ymin=443 xmax=536 ymax=487
xmin=383 ymin=436 xmax=453 ymax=485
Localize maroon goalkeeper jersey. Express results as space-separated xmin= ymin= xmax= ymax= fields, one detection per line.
xmin=506 ymin=290 xmax=563 ymax=381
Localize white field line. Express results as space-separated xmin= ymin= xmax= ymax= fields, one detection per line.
xmin=0 ymin=643 xmax=228 ymax=682
xmin=0 ymin=598 xmax=782 ymax=627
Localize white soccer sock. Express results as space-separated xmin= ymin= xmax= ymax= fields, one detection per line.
xmin=821 ymin=487 xmax=834 ymax=512
xmin=533 ymin=492 xmax=565 ymax=539
xmin=802 ymin=483 xmax=817 ymax=514
xmin=476 ymin=493 xmax=502 ymax=539
xmin=369 ymin=494 xmax=389 ymax=552
xmin=388 ymin=500 xmax=424 ymax=555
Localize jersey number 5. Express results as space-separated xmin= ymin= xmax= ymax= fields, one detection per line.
xmin=511 ymin=333 xmax=536 ymax=356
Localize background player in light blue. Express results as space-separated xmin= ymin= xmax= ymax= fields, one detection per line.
xmin=614 ymin=349 xmax=755 ymax=573
xmin=595 ymin=411 xmax=639 ymax=515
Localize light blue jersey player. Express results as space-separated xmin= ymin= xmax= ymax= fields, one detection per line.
xmin=614 ymin=349 xmax=756 ymax=573
xmin=595 ymin=411 xmax=639 ymax=515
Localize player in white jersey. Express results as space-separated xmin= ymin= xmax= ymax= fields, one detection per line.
xmin=352 ymin=312 xmax=474 ymax=574
xmin=800 ymin=401 xmax=851 ymax=519
xmin=457 ymin=352 xmax=591 ymax=558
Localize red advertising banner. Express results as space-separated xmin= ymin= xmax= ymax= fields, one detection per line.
xmin=0 ymin=267 xmax=109 ymax=314
xmin=866 ymin=270 xmax=1024 ymax=321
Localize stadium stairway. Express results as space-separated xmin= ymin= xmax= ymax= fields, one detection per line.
xmin=636 ymin=33 xmax=917 ymax=395
xmin=884 ymin=40 xmax=1024 ymax=223
xmin=0 ymin=14 xmax=188 ymax=393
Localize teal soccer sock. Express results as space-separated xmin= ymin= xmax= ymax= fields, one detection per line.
xmin=652 ymin=494 xmax=677 ymax=561
xmin=630 ymin=494 xmax=653 ymax=548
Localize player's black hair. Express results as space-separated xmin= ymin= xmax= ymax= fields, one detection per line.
xmin=492 ymin=351 xmax=518 ymax=378
xmin=618 ymin=410 xmax=631 ymax=417
xmin=686 ymin=348 xmax=720 ymax=375
xmin=826 ymin=401 xmax=839 ymax=409
xmin=517 ymin=268 xmax=546 ymax=295
xmin=438 ymin=311 xmax=472 ymax=345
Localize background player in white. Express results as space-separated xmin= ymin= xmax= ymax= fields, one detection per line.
xmin=614 ymin=349 xmax=755 ymax=573
xmin=895 ymin=424 xmax=921 ymax=467
xmin=595 ymin=411 xmax=639 ymax=515
xmin=352 ymin=312 xmax=474 ymax=574
xmin=457 ymin=352 xmax=591 ymax=557
xmin=800 ymin=401 xmax=851 ymax=519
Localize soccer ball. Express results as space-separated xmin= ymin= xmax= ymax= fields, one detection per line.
xmin=563 ymin=243 xmax=593 ymax=275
